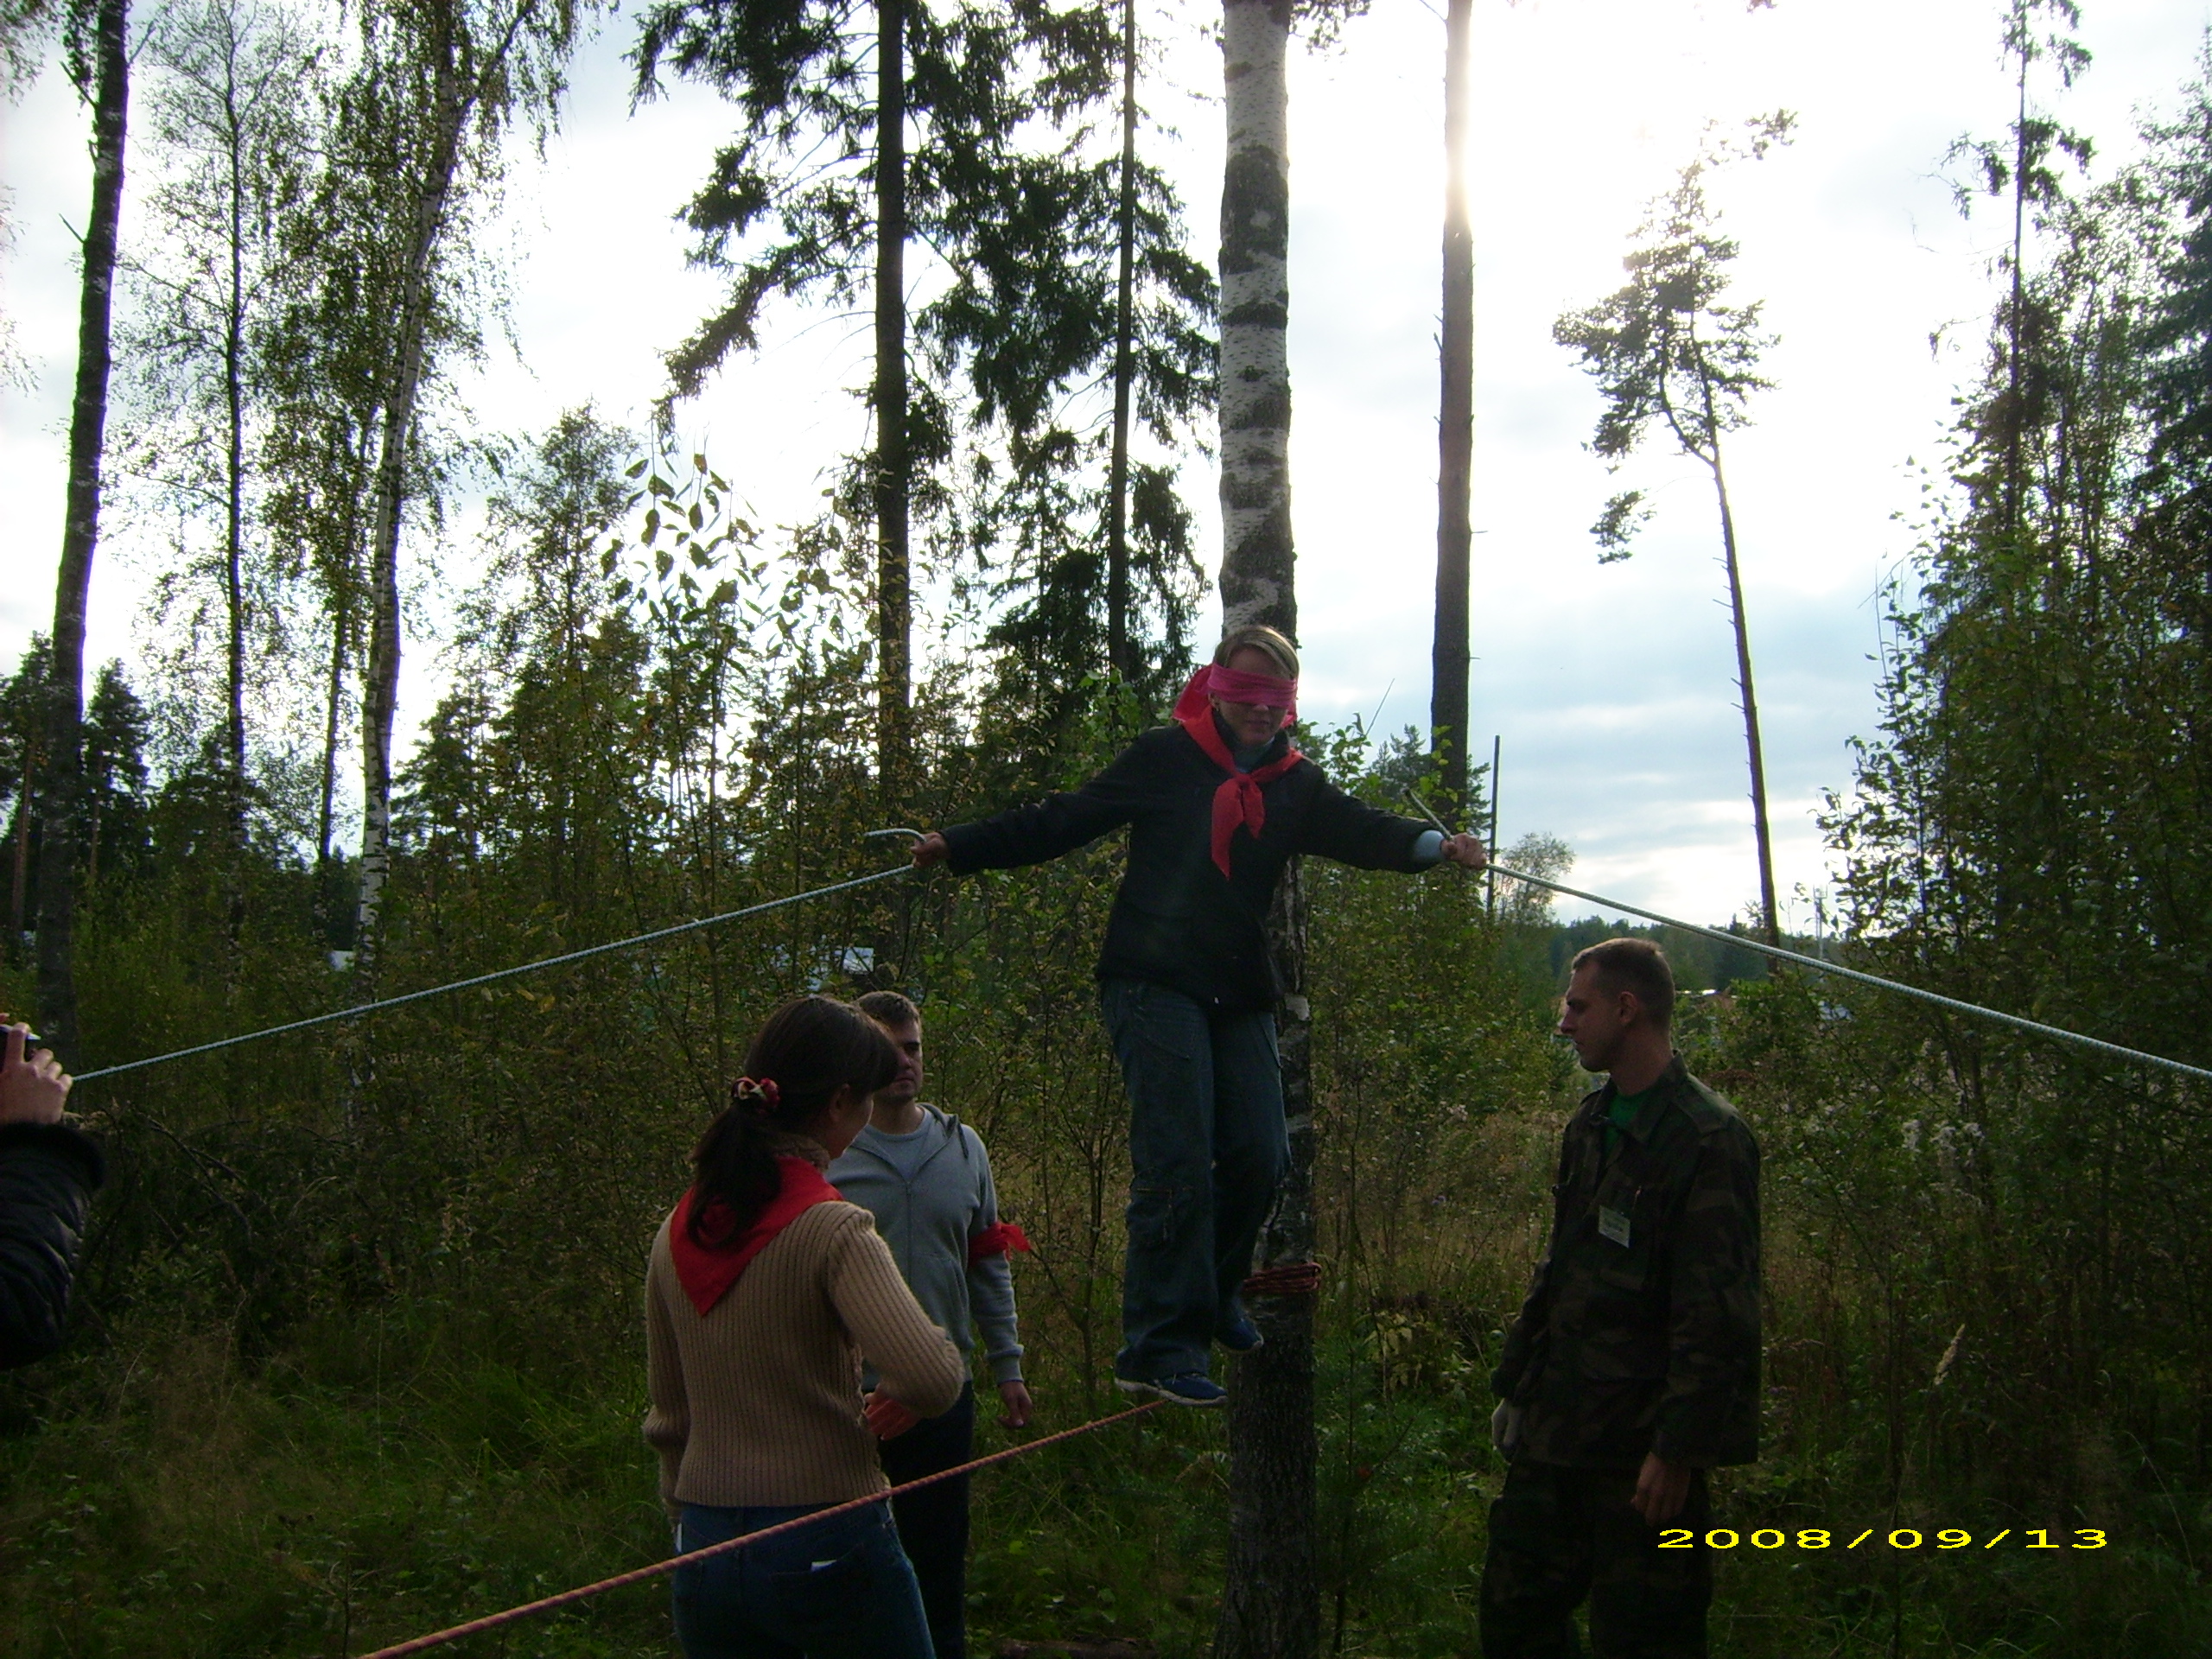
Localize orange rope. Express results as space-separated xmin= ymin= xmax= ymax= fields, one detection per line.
xmin=353 ymin=1400 xmax=1165 ymax=1659
xmin=1242 ymin=1261 xmax=1322 ymax=1297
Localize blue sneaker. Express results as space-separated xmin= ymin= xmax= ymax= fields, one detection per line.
xmin=1116 ymin=1372 xmax=1228 ymax=1407
xmin=1217 ymin=1310 xmax=1264 ymax=1354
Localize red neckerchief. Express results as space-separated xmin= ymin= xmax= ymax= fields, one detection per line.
xmin=1176 ymin=711 xmax=1305 ymax=877
xmin=669 ymin=1155 xmax=842 ymax=1317
xmin=967 ymin=1221 xmax=1033 ymax=1267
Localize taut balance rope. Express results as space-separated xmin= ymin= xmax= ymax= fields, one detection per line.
xmin=72 ymin=865 xmax=914 ymax=1084
xmin=353 ymin=1401 xmax=1165 ymax=1659
xmin=1484 ymin=861 xmax=2212 ymax=1086
xmin=1391 ymin=789 xmax=2212 ymax=1086
xmin=66 ymin=842 xmax=2212 ymax=1088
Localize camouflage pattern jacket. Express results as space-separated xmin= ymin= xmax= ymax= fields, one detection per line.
xmin=1491 ymin=1056 xmax=1760 ymax=1470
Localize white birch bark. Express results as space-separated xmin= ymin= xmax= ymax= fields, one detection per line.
xmin=1217 ymin=0 xmax=1294 ymax=637
xmin=351 ymin=0 xmax=550 ymax=988
xmin=353 ymin=51 xmax=466 ymax=989
xmin=1216 ymin=7 xmax=1316 ymax=1658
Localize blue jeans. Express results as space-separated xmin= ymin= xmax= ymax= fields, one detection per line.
xmin=1101 ymin=977 xmax=1287 ymax=1381
xmin=671 ymin=1498 xmax=933 ymax=1659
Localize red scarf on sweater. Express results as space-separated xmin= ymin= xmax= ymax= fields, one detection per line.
xmin=669 ymin=1156 xmax=842 ymax=1316
xmin=1173 ymin=667 xmax=1305 ymax=877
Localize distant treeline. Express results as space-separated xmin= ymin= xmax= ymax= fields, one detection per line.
xmin=1541 ymin=913 xmax=1777 ymax=995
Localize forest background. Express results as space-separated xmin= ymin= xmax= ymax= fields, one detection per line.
xmin=3 ymin=0 xmax=2212 ymax=1655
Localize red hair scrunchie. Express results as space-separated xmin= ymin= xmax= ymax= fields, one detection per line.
xmin=732 ymin=1076 xmax=781 ymax=1112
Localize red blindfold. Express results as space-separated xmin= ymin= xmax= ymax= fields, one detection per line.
xmin=1172 ymin=664 xmax=1299 ymax=730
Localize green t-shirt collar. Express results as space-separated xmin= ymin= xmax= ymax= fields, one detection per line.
xmin=1603 ymin=1084 xmax=1655 ymax=1160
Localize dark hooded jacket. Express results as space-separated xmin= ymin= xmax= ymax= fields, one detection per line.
xmin=0 ymin=1119 xmax=105 ymax=1370
xmin=941 ymin=721 xmax=1436 ymax=1011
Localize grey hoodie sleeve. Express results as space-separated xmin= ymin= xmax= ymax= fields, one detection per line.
xmin=963 ymin=1128 xmax=1025 ymax=1384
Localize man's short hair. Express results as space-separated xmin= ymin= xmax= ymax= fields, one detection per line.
xmin=856 ymin=989 xmax=921 ymax=1030
xmin=1569 ymin=938 xmax=1675 ymax=1030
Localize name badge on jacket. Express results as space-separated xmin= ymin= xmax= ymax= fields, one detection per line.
xmin=1598 ymin=1205 xmax=1632 ymax=1248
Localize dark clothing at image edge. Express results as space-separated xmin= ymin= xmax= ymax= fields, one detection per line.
xmin=0 ymin=1119 xmax=105 ymax=1370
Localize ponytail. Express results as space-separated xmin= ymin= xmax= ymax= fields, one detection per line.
xmin=687 ymin=995 xmax=899 ymax=1247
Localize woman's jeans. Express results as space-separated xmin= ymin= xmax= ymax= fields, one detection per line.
xmin=1100 ymin=977 xmax=1287 ymax=1382
xmin=671 ymin=1497 xmax=933 ymax=1659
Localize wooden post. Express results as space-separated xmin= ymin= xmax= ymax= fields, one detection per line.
xmin=1431 ymin=0 xmax=1474 ymax=813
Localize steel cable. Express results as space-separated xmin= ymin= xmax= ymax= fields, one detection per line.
xmin=1484 ymin=861 xmax=2212 ymax=1086
xmin=72 ymin=865 xmax=915 ymax=1084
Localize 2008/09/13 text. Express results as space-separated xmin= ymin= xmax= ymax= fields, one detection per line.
xmin=1658 ymin=1529 xmax=2107 ymax=1551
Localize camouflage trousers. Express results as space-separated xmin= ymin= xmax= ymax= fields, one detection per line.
xmin=1478 ymin=1459 xmax=1713 ymax=1659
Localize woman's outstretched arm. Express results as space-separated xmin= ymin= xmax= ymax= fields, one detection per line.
xmin=922 ymin=733 xmax=1160 ymax=874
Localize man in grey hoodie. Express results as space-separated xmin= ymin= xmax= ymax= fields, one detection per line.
xmin=830 ymin=991 xmax=1032 ymax=1659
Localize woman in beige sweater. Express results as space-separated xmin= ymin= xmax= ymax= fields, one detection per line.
xmin=645 ymin=995 xmax=969 ymax=1659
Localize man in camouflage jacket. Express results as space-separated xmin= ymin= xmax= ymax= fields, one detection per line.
xmin=1481 ymin=939 xmax=1760 ymax=1659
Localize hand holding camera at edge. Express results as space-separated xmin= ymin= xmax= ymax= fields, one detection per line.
xmin=0 ymin=1023 xmax=72 ymax=1128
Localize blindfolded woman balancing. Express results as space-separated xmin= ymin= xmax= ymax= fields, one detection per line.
xmin=912 ymin=626 xmax=1486 ymax=1404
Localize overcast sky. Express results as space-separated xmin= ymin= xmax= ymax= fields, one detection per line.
xmin=4 ymin=0 xmax=2207 ymax=930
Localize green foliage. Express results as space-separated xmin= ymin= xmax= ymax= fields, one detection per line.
xmin=1717 ymin=22 xmax=2212 ymax=1651
xmin=2 ymin=645 xmax=154 ymax=939
xmin=1943 ymin=1 xmax=2094 ymax=225
xmin=632 ymin=0 xmax=1216 ymax=737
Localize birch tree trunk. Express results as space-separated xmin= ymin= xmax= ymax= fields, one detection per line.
xmin=222 ymin=22 xmax=251 ymax=959
xmin=314 ymin=499 xmax=350 ymax=938
xmin=874 ymin=0 xmax=912 ymax=801
xmin=347 ymin=0 xmax=577 ymax=989
xmin=1215 ymin=3 xmax=1315 ymax=1656
xmin=1216 ymin=0 xmax=1294 ymax=641
xmin=37 ymin=0 xmax=130 ymax=1064
xmin=353 ymin=50 xmax=467 ymax=991
xmin=1430 ymin=0 xmax=1474 ymax=813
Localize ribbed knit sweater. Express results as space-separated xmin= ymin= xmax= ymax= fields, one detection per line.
xmin=643 ymin=1188 xmax=968 ymax=1510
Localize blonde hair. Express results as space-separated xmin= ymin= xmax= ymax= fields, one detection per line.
xmin=1213 ymin=625 xmax=1300 ymax=679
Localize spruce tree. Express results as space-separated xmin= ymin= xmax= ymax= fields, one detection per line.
xmin=631 ymin=0 xmax=1209 ymax=793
